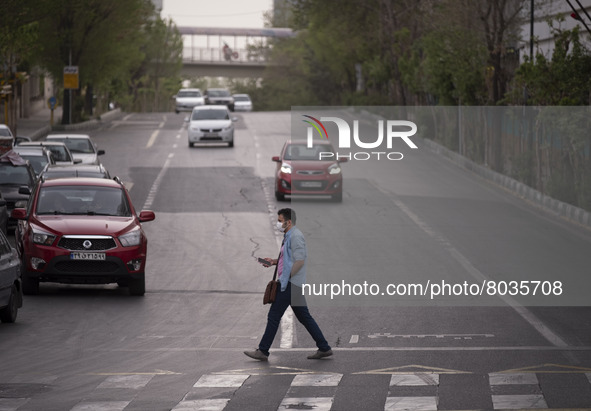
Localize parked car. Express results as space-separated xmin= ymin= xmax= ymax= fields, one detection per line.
xmin=232 ymin=94 xmax=253 ymax=112
xmin=0 ymin=124 xmax=13 ymax=138
xmin=0 ymin=124 xmax=14 ymax=156
xmin=272 ymin=140 xmax=347 ymax=202
xmin=12 ymin=177 xmax=156 ymax=295
xmin=12 ymin=146 xmax=56 ymax=176
xmin=46 ymin=134 xmax=105 ymax=165
xmin=14 ymin=136 xmax=31 ymax=145
xmin=174 ymin=88 xmax=205 ymax=113
xmin=41 ymin=164 xmax=111 ymax=180
xmin=17 ymin=141 xmax=80 ymax=165
xmin=0 ymin=192 xmax=8 ymax=235
xmin=187 ymin=105 xmax=237 ymax=148
xmin=0 ymin=229 xmax=22 ymax=323
xmin=0 ymin=151 xmax=37 ymax=230
xmin=204 ymin=88 xmax=234 ymax=111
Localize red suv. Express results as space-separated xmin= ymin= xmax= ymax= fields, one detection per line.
xmin=12 ymin=177 xmax=155 ymax=295
xmin=272 ymin=140 xmax=346 ymax=202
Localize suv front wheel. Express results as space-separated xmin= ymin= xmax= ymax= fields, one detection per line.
xmin=128 ymin=274 xmax=145 ymax=296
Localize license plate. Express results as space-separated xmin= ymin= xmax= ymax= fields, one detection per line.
xmin=70 ymin=252 xmax=106 ymax=261
xmin=300 ymin=181 xmax=322 ymax=188
xmin=204 ymin=132 xmax=219 ymax=137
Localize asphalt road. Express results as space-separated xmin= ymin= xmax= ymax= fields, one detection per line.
xmin=1 ymin=111 xmax=591 ymax=411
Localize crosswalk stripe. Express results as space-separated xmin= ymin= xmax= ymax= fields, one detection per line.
xmin=384 ymin=396 xmax=438 ymax=411
xmin=171 ymin=399 xmax=230 ymax=411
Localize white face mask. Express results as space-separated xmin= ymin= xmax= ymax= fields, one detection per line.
xmin=276 ymin=221 xmax=286 ymax=232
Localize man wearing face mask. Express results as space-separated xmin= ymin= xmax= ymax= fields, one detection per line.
xmin=244 ymin=208 xmax=333 ymax=361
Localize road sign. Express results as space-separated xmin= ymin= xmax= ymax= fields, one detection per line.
xmin=48 ymin=96 xmax=57 ymax=109
xmin=63 ymin=66 xmax=79 ymax=89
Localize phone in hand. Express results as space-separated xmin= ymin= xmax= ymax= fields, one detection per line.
xmin=257 ymin=257 xmax=272 ymax=267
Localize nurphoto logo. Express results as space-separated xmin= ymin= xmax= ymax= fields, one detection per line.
xmin=303 ymin=115 xmax=418 ymax=161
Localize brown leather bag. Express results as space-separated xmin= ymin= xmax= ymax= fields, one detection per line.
xmin=263 ymin=247 xmax=282 ymax=304
xmin=263 ymin=279 xmax=280 ymax=304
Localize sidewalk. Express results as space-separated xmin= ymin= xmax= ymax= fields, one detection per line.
xmin=15 ymin=104 xmax=123 ymax=141
xmin=16 ymin=105 xmax=62 ymax=141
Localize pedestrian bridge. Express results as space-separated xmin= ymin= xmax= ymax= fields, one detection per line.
xmin=179 ymin=26 xmax=295 ymax=78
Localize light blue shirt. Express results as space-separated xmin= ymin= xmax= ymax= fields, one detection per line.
xmin=279 ymin=226 xmax=307 ymax=292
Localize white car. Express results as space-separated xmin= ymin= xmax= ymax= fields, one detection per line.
xmin=187 ymin=105 xmax=237 ymax=148
xmin=46 ymin=134 xmax=105 ymax=165
xmin=233 ymin=94 xmax=253 ymax=112
xmin=175 ymin=88 xmax=205 ymax=113
xmin=17 ymin=141 xmax=80 ymax=165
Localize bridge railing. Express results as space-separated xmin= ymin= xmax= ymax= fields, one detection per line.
xmin=182 ymin=47 xmax=269 ymax=65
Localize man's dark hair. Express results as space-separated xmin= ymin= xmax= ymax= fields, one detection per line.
xmin=278 ymin=208 xmax=296 ymax=224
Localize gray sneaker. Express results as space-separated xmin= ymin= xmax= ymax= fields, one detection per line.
xmin=307 ymin=349 xmax=333 ymax=359
xmin=244 ymin=349 xmax=269 ymax=361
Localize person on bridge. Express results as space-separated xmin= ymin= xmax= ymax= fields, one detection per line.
xmin=244 ymin=208 xmax=333 ymax=361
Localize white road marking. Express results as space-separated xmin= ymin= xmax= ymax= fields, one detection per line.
xmin=384 ymin=396 xmax=438 ymax=411
xmin=278 ymin=397 xmax=333 ymax=411
xmin=97 ymin=374 xmax=154 ymax=389
xmin=349 ymin=334 xmax=359 ymax=344
xmin=171 ymin=399 xmax=229 ymax=411
xmin=491 ymin=394 xmax=547 ymax=409
xmin=372 ymin=180 xmax=569 ymax=348
xmin=143 ymin=153 xmax=173 ymax=209
xmin=489 ymin=373 xmax=539 ymax=385
xmin=291 ymin=374 xmax=343 ymax=386
xmin=146 ymin=129 xmax=159 ymax=148
xmin=390 ymin=373 xmax=439 ymax=386
xmin=193 ymin=374 xmax=249 ymax=388
xmin=70 ymin=401 xmax=130 ymax=411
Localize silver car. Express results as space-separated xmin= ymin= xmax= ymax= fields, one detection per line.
xmin=175 ymin=88 xmax=205 ymax=113
xmin=0 ymin=219 xmax=22 ymax=323
xmin=187 ymin=105 xmax=237 ymax=148
xmin=46 ymin=134 xmax=105 ymax=165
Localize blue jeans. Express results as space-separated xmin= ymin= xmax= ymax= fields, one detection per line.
xmin=258 ymin=282 xmax=331 ymax=355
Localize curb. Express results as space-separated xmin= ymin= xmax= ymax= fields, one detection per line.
xmin=50 ymin=108 xmax=123 ymax=132
xmin=421 ymin=137 xmax=591 ymax=229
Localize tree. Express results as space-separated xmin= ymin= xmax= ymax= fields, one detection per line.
xmin=0 ymin=0 xmax=41 ymax=134
xmin=33 ymin=0 xmax=153 ymax=123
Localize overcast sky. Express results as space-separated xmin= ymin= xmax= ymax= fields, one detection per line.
xmin=160 ymin=0 xmax=274 ymax=28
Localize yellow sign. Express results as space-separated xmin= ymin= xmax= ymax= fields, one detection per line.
xmin=63 ymin=66 xmax=79 ymax=89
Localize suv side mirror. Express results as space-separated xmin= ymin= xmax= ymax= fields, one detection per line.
xmin=138 ymin=210 xmax=155 ymax=223
xmin=11 ymin=208 xmax=27 ymax=220
xmin=272 ymin=156 xmax=281 ymax=162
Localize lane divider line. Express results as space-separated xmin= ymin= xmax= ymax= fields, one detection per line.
xmin=143 ymin=153 xmax=174 ymax=210
xmin=369 ymin=180 xmax=569 ymax=348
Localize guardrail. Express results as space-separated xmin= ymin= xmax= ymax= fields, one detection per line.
xmin=182 ymin=47 xmax=268 ymax=64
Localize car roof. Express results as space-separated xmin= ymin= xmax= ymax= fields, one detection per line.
xmin=233 ymin=94 xmax=250 ymax=97
xmin=178 ymin=88 xmax=201 ymax=92
xmin=19 ymin=141 xmax=69 ymax=147
xmin=41 ymin=177 xmax=121 ymax=188
xmin=12 ymin=146 xmax=49 ymax=155
xmin=46 ymin=134 xmax=91 ymax=139
xmin=192 ymin=105 xmax=229 ymax=110
xmin=45 ymin=164 xmax=105 ymax=171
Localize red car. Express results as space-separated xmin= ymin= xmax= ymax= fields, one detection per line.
xmin=272 ymin=140 xmax=346 ymax=202
xmin=12 ymin=177 xmax=155 ymax=296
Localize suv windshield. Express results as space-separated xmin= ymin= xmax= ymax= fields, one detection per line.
xmin=51 ymin=138 xmax=94 ymax=154
xmin=284 ymin=144 xmax=336 ymax=161
xmin=192 ymin=109 xmax=229 ymax=121
xmin=208 ymin=90 xmax=230 ymax=97
xmin=36 ymin=186 xmax=131 ymax=216
xmin=0 ymin=164 xmax=32 ymax=185
xmin=178 ymin=90 xmax=201 ymax=97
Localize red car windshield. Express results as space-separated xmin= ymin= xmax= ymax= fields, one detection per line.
xmin=36 ymin=186 xmax=131 ymax=216
xmin=284 ymin=144 xmax=335 ymax=161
